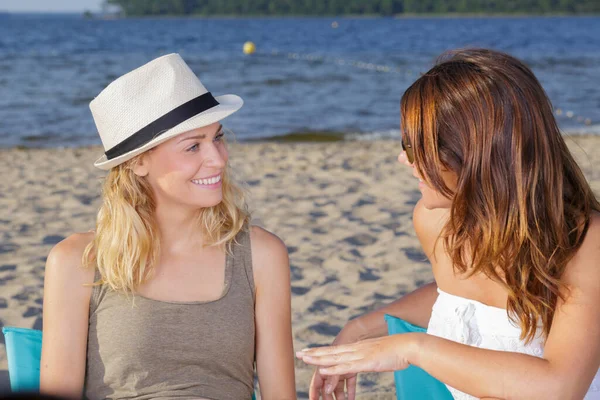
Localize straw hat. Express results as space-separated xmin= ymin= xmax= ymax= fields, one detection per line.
xmin=90 ymin=53 xmax=243 ymax=170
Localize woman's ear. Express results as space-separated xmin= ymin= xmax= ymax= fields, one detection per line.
xmin=131 ymin=153 xmax=150 ymax=177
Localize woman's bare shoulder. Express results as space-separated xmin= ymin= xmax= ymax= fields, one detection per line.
xmin=45 ymin=232 xmax=96 ymax=286
xmin=248 ymin=225 xmax=289 ymax=277
xmin=562 ymin=211 xmax=600 ymax=288
xmin=249 ymin=226 xmax=287 ymax=259
xmin=572 ymin=211 xmax=600 ymax=263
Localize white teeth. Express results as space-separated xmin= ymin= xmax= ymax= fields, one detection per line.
xmin=192 ymin=175 xmax=221 ymax=186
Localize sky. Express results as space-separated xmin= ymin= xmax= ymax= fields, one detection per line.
xmin=1 ymin=0 xmax=103 ymax=12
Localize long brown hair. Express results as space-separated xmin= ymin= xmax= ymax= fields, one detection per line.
xmin=401 ymin=48 xmax=600 ymax=342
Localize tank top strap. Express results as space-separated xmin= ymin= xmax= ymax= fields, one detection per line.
xmin=231 ymin=226 xmax=255 ymax=303
xmin=89 ymin=268 xmax=107 ymax=315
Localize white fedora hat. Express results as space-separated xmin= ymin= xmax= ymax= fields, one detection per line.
xmin=91 ymin=53 xmax=243 ymax=170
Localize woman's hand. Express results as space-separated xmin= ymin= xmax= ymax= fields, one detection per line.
xmin=302 ymin=282 xmax=439 ymax=399
xmin=309 ymin=367 xmax=356 ymax=400
xmin=305 ymin=320 xmax=368 ymax=400
xmin=298 ymin=333 xmax=421 ymax=381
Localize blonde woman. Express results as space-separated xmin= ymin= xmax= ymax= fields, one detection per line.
xmin=40 ymin=54 xmax=296 ymax=400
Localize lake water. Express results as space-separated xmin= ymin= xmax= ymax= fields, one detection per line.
xmin=0 ymin=13 xmax=599 ymax=147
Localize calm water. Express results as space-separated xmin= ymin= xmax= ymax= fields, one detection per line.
xmin=1 ymin=13 xmax=599 ymax=147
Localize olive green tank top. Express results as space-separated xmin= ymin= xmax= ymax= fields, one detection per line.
xmin=84 ymin=229 xmax=255 ymax=400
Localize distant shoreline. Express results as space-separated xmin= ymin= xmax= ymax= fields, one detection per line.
xmin=3 ymin=131 xmax=600 ymax=151
xmin=88 ymin=13 xmax=599 ymax=19
xmin=2 ymin=11 xmax=599 ymax=18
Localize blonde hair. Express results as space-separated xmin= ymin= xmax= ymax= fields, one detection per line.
xmin=83 ymin=150 xmax=250 ymax=294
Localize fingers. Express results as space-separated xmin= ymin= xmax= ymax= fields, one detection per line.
xmin=346 ymin=375 xmax=357 ymax=400
xmin=297 ymin=343 xmax=354 ymax=358
xmin=309 ymin=369 xmax=340 ymax=400
xmin=333 ymin=380 xmax=346 ymax=400
xmin=309 ymin=370 xmax=323 ymax=400
xmin=325 ymin=375 xmax=340 ymax=397
xmin=301 ymin=350 xmax=363 ymax=367
xmin=319 ymin=362 xmax=361 ymax=376
xmin=302 ymin=345 xmax=366 ymax=399
xmin=323 ymin=387 xmax=335 ymax=400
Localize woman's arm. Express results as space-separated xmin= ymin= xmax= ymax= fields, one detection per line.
xmin=40 ymin=233 xmax=95 ymax=399
xmin=344 ymin=281 xmax=438 ymax=341
xmin=251 ymin=226 xmax=297 ymax=400
xmin=299 ymin=214 xmax=600 ymax=399
xmin=306 ymin=280 xmax=438 ymax=400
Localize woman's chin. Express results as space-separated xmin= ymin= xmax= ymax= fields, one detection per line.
xmin=198 ymin=197 xmax=223 ymax=209
xmin=420 ymin=194 xmax=452 ymax=210
xmin=179 ymin=194 xmax=223 ymax=210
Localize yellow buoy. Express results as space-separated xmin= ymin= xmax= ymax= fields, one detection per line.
xmin=243 ymin=41 xmax=256 ymax=55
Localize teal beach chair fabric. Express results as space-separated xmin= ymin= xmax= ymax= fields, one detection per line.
xmin=384 ymin=314 xmax=454 ymax=400
xmin=2 ymin=327 xmax=43 ymax=392
xmin=2 ymin=327 xmax=258 ymax=399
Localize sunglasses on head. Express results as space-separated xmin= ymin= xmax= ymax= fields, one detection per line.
xmin=401 ymin=136 xmax=414 ymax=164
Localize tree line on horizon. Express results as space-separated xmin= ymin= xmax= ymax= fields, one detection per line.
xmin=103 ymin=0 xmax=600 ymax=16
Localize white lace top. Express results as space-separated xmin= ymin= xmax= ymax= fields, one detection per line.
xmin=426 ymin=288 xmax=600 ymax=399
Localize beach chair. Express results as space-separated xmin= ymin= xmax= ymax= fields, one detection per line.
xmin=2 ymin=327 xmax=42 ymax=393
xmin=384 ymin=315 xmax=454 ymax=400
xmin=2 ymin=327 xmax=257 ymax=399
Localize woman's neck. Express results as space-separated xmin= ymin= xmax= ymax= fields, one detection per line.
xmin=154 ymin=202 xmax=205 ymax=254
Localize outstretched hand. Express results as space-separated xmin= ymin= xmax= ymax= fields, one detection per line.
xmin=297 ymin=334 xmax=420 ymax=376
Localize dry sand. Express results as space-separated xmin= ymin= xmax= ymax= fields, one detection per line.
xmin=1 ymin=137 xmax=598 ymax=398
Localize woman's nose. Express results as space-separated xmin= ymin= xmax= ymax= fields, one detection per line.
xmin=204 ymin=143 xmax=227 ymax=168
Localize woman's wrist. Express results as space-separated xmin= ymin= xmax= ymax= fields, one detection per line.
xmin=404 ymin=332 xmax=426 ymax=368
xmin=334 ymin=317 xmax=367 ymax=344
xmin=350 ymin=316 xmax=369 ymax=340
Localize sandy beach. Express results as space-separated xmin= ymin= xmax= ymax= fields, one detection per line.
xmin=1 ymin=136 xmax=599 ymax=398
